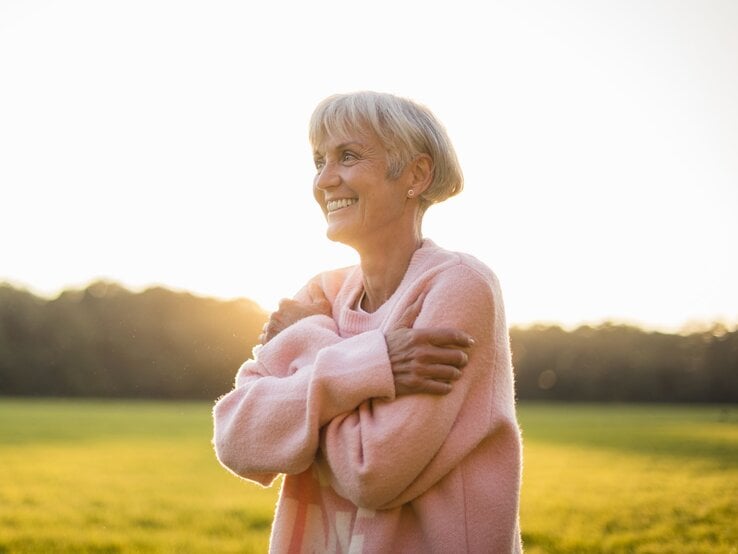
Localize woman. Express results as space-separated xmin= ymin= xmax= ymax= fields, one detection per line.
xmin=213 ymin=91 xmax=522 ymax=553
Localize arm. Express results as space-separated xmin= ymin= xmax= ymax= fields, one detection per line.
xmin=213 ymin=278 xmax=339 ymax=484
xmin=212 ymin=313 xmax=396 ymax=485
xmin=318 ymin=263 xmax=508 ymax=510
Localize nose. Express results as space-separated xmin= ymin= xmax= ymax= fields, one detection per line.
xmin=314 ymin=161 xmax=341 ymax=191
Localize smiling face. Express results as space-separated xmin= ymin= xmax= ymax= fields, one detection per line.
xmin=312 ymin=128 xmax=415 ymax=251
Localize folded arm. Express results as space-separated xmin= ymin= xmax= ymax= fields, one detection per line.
xmin=213 ymin=264 xmax=507 ymax=506
xmin=318 ymin=264 xmax=504 ymax=509
xmin=212 ymin=314 xmax=396 ymax=485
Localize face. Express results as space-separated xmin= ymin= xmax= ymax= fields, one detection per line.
xmin=312 ymin=128 xmax=412 ymax=249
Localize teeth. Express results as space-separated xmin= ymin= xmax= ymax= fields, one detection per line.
xmin=326 ymin=198 xmax=357 ymax=213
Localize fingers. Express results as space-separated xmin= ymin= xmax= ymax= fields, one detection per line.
xmin=420 ymin=328 xmax=475 ymax=348
xmin=387 ymin=324 xmax=476 ymax=397
xmin=417 ymin=346 xmax=469 ymax=368
xmin=394 ymin=373 xmax=455 ymax=396
xmin=402 ymin=359 xmax=464 ymax=386
xmin=415 ymin=379 xmax=454 ymax=396
xmin=418 ymin=363 xmax=464 ymax=382
xmin=414 ymin=364 xmax=462 ymax=386
xmin=261 ymin=288 xmax=332 ymax=344
xmin=259 ymin=319 xmax=273 ymax=344
xmin=260 ymin=318 xmax=280 ymax=344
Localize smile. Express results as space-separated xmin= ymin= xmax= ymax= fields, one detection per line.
xmin=326 ymin=198 xmax=358 ymax=213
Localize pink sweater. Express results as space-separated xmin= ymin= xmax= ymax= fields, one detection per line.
xmin=213 ymin=239 xmax=522 ymax=553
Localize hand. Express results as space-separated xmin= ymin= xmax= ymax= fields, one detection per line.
xmin=260 ymin=283 xmax=332 ymax=344
xmin=385 ymin=294 xmax=475 ymax=396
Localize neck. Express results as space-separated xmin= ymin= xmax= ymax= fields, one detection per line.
xmin=357 ymin=230 xmax=423 ymax=313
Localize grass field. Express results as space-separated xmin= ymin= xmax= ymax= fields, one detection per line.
xmin=0 ymin=399 xmax=736 ymax=553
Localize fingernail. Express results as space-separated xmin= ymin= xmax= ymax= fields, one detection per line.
xmin=468 ymin=337 xmax=476 ymax=345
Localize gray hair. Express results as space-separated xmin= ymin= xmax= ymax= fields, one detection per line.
xmin=309 ymin=91 xmax=463 ymax=209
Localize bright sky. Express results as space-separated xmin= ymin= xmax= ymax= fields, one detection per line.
xmin=1 ymin=0 xmax=736 ymax=331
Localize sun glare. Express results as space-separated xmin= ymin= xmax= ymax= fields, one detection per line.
xmin=1 ymin=1 xmax=736 ymax=330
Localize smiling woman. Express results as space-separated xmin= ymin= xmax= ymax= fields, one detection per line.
xmin=312 ymin=131 xmax=410 ymax=251
xmin=213 ymin=91 xmax=523 ymax=553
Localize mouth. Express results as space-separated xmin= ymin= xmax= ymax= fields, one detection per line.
xmin=326 ymin=198 xmax=358 ymax=213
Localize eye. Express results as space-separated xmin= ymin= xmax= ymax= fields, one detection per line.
xmin=314 ymin=158 xmax=325 ymax=172
xmin=341 ymin=151 xmax=358 ymax=163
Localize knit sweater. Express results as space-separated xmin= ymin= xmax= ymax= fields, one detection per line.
xmin=213 ymin=239 xmax=523 ymax=553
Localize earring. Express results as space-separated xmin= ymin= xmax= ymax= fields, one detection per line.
xmin=407 ymin=189 xmax=415 ymax=198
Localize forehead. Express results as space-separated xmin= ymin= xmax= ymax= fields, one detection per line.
xmin=312 ymin=126 xmax=383 ymax=155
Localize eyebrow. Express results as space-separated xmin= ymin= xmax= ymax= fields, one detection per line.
xmin=336 ymin=141 xmax=364 ymax=150
xmin=314 ymin=141 xmax=366 ymax=156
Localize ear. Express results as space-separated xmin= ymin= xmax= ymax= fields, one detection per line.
xmin=407 ymin=153 xmax=433 ymax=196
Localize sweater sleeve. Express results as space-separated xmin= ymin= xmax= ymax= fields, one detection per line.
xmin=212 ymin=313 xmax=396 ymax=486
xmin=318 ymin=263 xmax=512 ymax=510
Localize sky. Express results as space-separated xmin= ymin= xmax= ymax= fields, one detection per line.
xmin=1 ymin=0 xmax=736 ymax=332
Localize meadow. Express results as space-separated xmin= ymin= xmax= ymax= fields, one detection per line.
xmin=0 ymin=399 xmax=736 ymax=553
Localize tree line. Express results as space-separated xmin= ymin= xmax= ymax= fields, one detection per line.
xmin=0 ymin=281 xmax=735 ymax=402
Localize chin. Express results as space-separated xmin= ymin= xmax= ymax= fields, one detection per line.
xmin=325 ymin=228 xmax=348 ymax=244
xmin=325 ymin=225 xmax=360 ymax=249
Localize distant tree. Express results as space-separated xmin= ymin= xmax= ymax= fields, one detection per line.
xmin=0 ymin=281 xmax=267 ymax=400
xmin=0 ymin=285 xmax=47 ymax=394
xmin=510 ymin=323 xmax=737 ymax=403
xmin=702 ymin=325 xmax=738 ymax=402
xmin=1 ymin=282 xmax=735 ymax=402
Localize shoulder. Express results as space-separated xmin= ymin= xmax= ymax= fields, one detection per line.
xmin=420 ymin=240 xmax=502 ymax=297
xmin=413 ymin=243 xmax=508 ymax=337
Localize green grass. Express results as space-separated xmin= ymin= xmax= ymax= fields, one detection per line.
xmin=0 ymin=399 xmax=275 ymax=553
xmin=1 ymin=399 xmax=736 ymax=553
xmin=518 ymin=404 xmax=738 ymax=553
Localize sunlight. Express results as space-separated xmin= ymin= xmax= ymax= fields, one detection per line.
xmin=1 ymin=0 xmax=736 ymax=330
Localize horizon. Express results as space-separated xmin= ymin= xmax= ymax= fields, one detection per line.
xmin=2 ymin=275 xmax=734 ymax=336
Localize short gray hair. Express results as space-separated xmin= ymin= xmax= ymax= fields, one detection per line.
xmin=309 ymin=91 xmax=463 ymax=209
